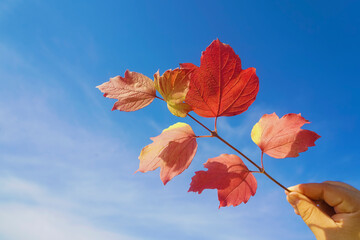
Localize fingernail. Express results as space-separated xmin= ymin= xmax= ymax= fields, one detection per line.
xmin=287 ymin=192 xmax=300 ymax=205
xmin=288 ymin=185 xmax=299 ymax=192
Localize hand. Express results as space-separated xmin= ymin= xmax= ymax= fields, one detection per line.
xmin=286 ymin=181 xmax=360 ymax=240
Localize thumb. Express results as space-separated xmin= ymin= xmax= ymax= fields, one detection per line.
xmin=287 ymin=192 xmax=337 ymax=237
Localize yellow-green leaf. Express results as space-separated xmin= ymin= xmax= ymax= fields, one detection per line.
xmin=154 ymin=69 xmax=192 ymax=117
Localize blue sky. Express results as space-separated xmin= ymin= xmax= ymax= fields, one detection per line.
xmin=0 ymin=0 xmax=359 ymax=239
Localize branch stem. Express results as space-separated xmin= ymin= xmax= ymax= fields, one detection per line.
xmin=187 ymin=113 xmax=213 ymax=133
xmin=263 ymin=171 xmax=290 ymax=192
xmin=187 ymin=113 xmax=290 ymax=192
xmin=214 ymin=117 xmax=218 ymax=133
xmin=155 ymin=95 xmax=164 ymax=101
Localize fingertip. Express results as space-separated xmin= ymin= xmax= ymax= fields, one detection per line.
xmin=286 ymin=193 xmax=300 ymax=215
xmin=288 ymin=184 xmax=300 ymax=192
xmin=294 ymin=208 xmax=300 ymax=215
xmin=287 ymin=192 xmax=300 ymax=205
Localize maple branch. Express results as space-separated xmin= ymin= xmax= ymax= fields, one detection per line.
xmin=262 ymin=171 xmax=290 ymax=192
xmin=211 ymin=131 xmax=261 ymax=171
xmin=187 ymin=113 xmax=290 ymax=192
xmin=187 ymin=113 xmax=213 ymax=133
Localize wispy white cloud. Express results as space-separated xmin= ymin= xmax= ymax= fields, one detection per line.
xmin=0 ymin=204 xmax=126 ymax=240
xmin=0 ymin=174 xmax=143 ymax=240
xmin=0 ymin=97 xmax=312 ymax=239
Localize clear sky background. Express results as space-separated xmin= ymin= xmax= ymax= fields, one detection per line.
xmin=0 ymin=0 xmax=359 ymax=240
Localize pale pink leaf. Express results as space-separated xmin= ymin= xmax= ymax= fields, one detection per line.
xmin=97 ymin=70 xmax=156 ymax=111
xmin=137 ymin=122 xmax=198 ymax=185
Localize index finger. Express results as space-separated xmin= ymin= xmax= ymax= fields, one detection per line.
xmin=288 ymin=182 xmax=360 ymax=214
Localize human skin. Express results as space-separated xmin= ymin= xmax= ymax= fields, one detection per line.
xmin=286 ymin=181 xmax=360 ymax=240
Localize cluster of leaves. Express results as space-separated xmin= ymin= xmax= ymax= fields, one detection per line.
xmin=97 ymin=39 xmax=320 ymax=208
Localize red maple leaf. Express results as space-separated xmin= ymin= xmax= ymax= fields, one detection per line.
xmin=189 ymin=154 xmax=257 ymax=208
xmin=184 ymin=39 xmax=259 ymax=118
